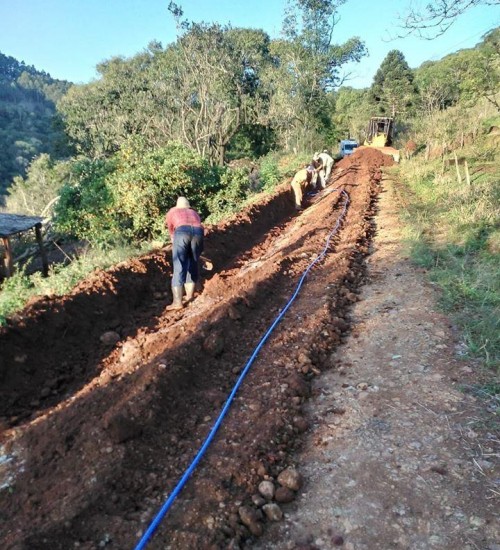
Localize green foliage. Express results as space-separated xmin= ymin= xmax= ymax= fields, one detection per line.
xmin=5 ymin=154 xmax=71 ymax=216
xmin=264 ymin=0 xmax=367 ymax=152
xmin=109 ymin=140 xmax=220 ymax=240
xmin=333 ymin=87 xmax=373 ymax=142
xmin=258 ymin=153 xmax=281 ymax=190
xmin=53 ymin=140 xmax=222 ymax=244
xmin=54 ymin=157 xmax=120 ymax=245
xmin=416 ymin=29 xmax=500 ymax=115
xmin=0 ymin=267 xmax=33 ymax=324
xmin=227 ymin=124 xmax=277 ymax=160
xmin=258 ymin=151 xmax=311 ymax=190
xmin=58 ymin=52 xmax=158 ymax=158
xmin=57 ymin=5 xmax=366 ymax=163
xmin=58 ymin=25 xmax=276 ymax=166
xmin=277 ymin=152 xmax=311 ymax=177
xmin=205 ymin=151 xmax=309 ymax=222
xmin=370 ymin=50 xmax=418 ymax=118
xmin=205 ymin=168 xmax=253 ymax=222
xmin=0 ymin=245 xmax=142 ymax=325
xmin=0 ymin=52 xmax=72 ymax=196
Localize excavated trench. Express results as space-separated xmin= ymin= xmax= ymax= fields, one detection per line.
xmin=0 ymin=148 xmax=393 ymax=549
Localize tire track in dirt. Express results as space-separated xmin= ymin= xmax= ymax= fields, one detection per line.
xmin=0 ymin=149 xmax=392 ymax=549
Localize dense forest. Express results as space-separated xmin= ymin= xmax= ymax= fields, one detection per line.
xmin=0 ymin=52 xmax=72 ymax=197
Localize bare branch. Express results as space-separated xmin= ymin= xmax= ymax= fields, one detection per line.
xmin=396 ymin=0 xmax=499 ymax=39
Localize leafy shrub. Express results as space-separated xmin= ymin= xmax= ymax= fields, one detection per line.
xmin=0 ymin=267 xmax=33 ymax=325
xmin=108 ymin=140 xmax=221 ymax=240
xmin=54 ymin=157 xmax=120 ymax=245
xmin=54 ymin=140 xmax=222 ymax=244
xmin=258 ymin=151 xmax=312 ymax=191
xmin=226 ymin=124 xmax=277 ymax=160
xmin=206 ymin=167 xmax=253 ymax=222
xmin=277 ymin=152 xmax=311 ymax=177
xmin=258 ymin=153 xmax=281 ymax=190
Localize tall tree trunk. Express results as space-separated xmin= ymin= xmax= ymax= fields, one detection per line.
xmin=218 ymin=142 xmax=225 ymax=167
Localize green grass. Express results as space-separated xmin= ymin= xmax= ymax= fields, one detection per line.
xmin=0 ymin=244 xmax=148 ymax=326
xmin=397 ymin=142 xmax=500 ymax=370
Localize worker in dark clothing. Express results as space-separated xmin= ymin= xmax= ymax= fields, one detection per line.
xmin=165 ymin=197 xmax=204 ymax=310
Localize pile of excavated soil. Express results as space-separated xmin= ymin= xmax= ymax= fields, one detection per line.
xmin=1 ymin=149 xmax=391 ymax=549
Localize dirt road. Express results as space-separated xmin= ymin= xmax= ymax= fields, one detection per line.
xmin=0 ymin=148 xmax=497 ymax=549
xmin=254 ymin=176 xmax=500 ymax=550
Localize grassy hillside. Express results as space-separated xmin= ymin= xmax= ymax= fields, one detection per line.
xmin=395 ymin=106 xmax=499 ymax=370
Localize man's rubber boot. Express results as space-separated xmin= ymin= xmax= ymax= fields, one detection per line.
xmin=166 ymin=286 xmax=184 ymax=311
xmin=183 ymin=282 xmax=196 ymax=304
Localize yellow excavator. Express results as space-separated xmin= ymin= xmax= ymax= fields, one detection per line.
xmin=361 ymin=116 xmax=400 ymax=162
xmin=365 ymin=117 xmax=393 ymax=147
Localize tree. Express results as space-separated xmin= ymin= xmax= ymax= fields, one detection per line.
xmin=461 ymin=27 xmax=500 ymax=110
xmin=57 ymin=1 xmax=368 ymax=163
xmin=58 ymin=50 xmax=158 ymax=158
xmin=58 ymin=15 xmax=274 ymax=166
xmin=398 ymin=0 xmax=500 ymax=39
xmin=262 ymin=0 xmax=367 ymax=150
xmin=160 ymin=20 xmax=272 ymax=165
xmin=0 ymin=52 xmax=71 ymax=197
xmin=333 ymin=87 xmax=373 ymax=141
xmin=5 ymin=154 xmax=70 ymax=216
xmin=371 ymin=50 xmax=418 ymax=117
xmin=415 ymin=28 xmax=500 ymax=113
xmin=415 ymin=59 xmax=461 ymax=115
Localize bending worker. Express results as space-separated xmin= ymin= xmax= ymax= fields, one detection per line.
xmin=165 ymin=196 xmax=204 ymax=311
xmin=290 ymin=161 xmax=319 ymax=211
xmin=313 ymin=150 xmax=334 ymax=188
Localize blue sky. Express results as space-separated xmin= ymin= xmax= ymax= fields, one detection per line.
xmin=0 ymin=0 xmax=498 ymax=87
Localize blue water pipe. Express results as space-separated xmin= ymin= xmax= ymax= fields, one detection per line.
xmin=134 ymin=189 xmax=350 ymax=550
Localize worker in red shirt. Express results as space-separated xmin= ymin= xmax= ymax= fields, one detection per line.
xmin=165 ymin=197 xmax=204 ymax=310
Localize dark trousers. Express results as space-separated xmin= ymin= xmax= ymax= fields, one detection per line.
xmin=172 ymin=225 xmax=204 ymax=287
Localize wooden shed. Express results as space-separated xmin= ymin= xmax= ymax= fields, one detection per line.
xmin=0 ymin=214 xmax=48 ymax=278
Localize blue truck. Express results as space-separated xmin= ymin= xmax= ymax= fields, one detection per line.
xmin=339 ymin=139 xmax=359 ymax=158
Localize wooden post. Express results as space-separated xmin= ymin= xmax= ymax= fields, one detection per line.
xmin=2 ymin=237 xmax=13 ymax=277
xmin=464 ymin=160 xmax=471 ymax=187
xmin=453 ymin=152 xmax=462 ymax=184
xmin=34 ymin=223 xmax=49 ymax=277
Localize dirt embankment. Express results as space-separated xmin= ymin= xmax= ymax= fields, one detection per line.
xmin=0 ymin=148 xmax=392 ymax=549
